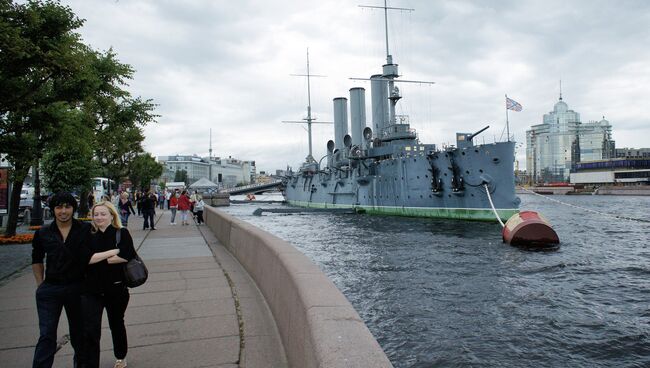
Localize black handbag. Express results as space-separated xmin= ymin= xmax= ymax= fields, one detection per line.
xmin=116 ymin=229 xmax=148 ymax=288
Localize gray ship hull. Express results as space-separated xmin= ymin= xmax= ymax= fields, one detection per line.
xmin=285 ymin=140 xmax=520 ymax=222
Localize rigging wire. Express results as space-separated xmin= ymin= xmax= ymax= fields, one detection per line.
xmin=517 ymin=186 xmax=650 ymax=224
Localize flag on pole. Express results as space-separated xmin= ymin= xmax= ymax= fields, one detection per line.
xmin=506 ymin=97 xmax=522 ymax=111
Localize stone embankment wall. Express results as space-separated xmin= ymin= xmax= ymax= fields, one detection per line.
xmin=204 ymin=206 xmax=393 ymax=368
xmin=596 ymin=186 xmax=650 ymax=196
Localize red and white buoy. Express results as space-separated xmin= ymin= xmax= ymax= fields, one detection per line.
xmin=502 ymin=211 xmax=559 ymax=247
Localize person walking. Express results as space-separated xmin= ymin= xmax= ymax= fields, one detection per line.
xmin=169 ymin=190 xmax=179 ymax=225
xmin=117 ymin=192 xmax=136 ymax=227
xmin=165 ymin=189 xmax=171 ymax=210
xmin=194 ymin=196 xmax=205 ymax=225
xmin=82 ymin=201 xmax=137 ymax=368
xmin=141 ymin=190 xmax=157 ymax=230
xmin=31 ymin=193 xmax=109 ymax=368
xmin=158 ymin=191 xmax=165 ymax=210
xmin=134 ymin=191 xmax=142 ymax=217
xmin=177 ymin=190 xmax=191 ymax=225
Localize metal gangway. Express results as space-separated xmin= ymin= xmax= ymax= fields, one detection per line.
xmin=220 ymin=180 xmax=283 ymax=195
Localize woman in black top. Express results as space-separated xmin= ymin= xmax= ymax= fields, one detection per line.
xmin=82 ymin=201 xmax=137 ymax=368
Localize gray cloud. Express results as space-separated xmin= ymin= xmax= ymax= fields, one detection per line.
xmin=61 ymin=0 xmax=650 ymax=172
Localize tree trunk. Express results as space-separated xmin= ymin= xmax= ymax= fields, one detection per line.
xmin=78 ymin=189 xmax=90 ymax=218
xmin=4 ymin=178 xmax=24 ymax=237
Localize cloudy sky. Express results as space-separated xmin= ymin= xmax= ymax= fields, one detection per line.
xmin=59 ymin=0 xmax=650 ymax=172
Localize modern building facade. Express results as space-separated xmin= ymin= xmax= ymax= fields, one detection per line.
xmin=570 ymin=158 xmax=650 ymax=185
xmin=526 ymin=95 xmax=614 ymax=182
xmin=158 ymin=154 xmax=256 ymax=189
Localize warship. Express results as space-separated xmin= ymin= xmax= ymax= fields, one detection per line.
xmin=283 ymin=3 xmax=520 ymax=222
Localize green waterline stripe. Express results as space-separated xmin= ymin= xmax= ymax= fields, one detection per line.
xmin=286 ymin=200 xmax=519 ymax=222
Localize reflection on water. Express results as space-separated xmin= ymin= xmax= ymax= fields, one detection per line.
xmin=223 ymin=194 xmax=650 ymax=368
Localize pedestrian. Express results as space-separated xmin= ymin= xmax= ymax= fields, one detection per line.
xmin=82 ymin=201 xmax=137 ymax=368
xmin=194 ymin=195 xmax=205 ymax=225
xmin=165 ymin=189 xmax=171 ymax=210
xmin=117 ymin=192 xmax=136 ymax=226
xmin=135 ymin=191 xmax=142 ymax=216
xmin=177 ymin=190 xmax=192 ymax=225
xmin=141 ymin=190 xmax=156 ymax=230
xmin=169 ymin=190 xmax=179 ymax=225
xmin=31 ymin=192 xmax=115 ymax=368
xmin=189 ymin=190 xmax=198 ymax=219
xmin=158 ymin=191 xmax=165 ymax=210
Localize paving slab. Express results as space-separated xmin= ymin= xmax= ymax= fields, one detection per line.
xmin=0 ymin=209 xmax=287 ymax=367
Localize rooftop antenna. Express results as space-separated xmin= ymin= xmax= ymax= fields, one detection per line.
xmin=209 ymin=128 xmax=212 ymax=180
xmin=559 ymin=79 xmax=563 ymax=101
xmin=282 ymin=48 xmax=332 ymax=163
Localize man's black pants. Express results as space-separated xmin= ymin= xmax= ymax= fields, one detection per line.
xmin=142 ymin=209 xmax=155 ymax=229
xmin=33 ymin=282 xmax=84 ymax=368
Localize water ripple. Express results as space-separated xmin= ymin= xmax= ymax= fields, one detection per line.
xmin=224 ymin=195 xmax=650 ymax=367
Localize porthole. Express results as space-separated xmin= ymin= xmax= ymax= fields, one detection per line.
xmin=465 ymin=170 xmax=470 ymax=174
xmin=461 ymin=152 xmax=466 ymax=156
xmin=479 ymin=169 xmax=484 ymax=173
xmin=493 ymin=158 xmax=500 ymax=164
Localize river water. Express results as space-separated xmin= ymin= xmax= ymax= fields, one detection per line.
xmin=222 ymin=194 xmax=649 ymax=368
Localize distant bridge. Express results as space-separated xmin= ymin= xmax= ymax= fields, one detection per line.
xmin=221 ymin=180 xmax=283 ymax=195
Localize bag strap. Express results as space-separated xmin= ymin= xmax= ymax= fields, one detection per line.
xmin=115 ymin=228 xmax=121 ymax=249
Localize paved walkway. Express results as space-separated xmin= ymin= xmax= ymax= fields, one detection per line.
xmin=0 ymin=210 xmax=287 ymax=367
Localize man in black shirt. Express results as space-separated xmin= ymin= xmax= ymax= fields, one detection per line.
xmin=140 ymin=190 xmax=157 ymax=230
xmin=31 ymin=193 xmax=92 ymax=368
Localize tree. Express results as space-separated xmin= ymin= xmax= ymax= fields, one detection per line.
xmin=41 ymin=112 xmax=97 ymax=215
xmin=174 ymin=169 xmax=188 ymax=185
xmin=128 ymin=153 xmax=163 ymax=191
xmin=0 ymin=1 xmax=158 ymax=235
xmin=1 ymin=0 xmax=90 ymax=235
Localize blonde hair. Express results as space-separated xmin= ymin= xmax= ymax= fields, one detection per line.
xmin=91 ymin=201 xmax=123 ymax=231
xmin=121 ymin=192 xmax=129 ymax=200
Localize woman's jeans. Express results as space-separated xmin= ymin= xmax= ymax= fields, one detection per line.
xmin=170 ymin=208 xmax=177 ymax=223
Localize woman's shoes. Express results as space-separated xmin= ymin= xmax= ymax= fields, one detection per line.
xmin=114 ymin=359 xmax=127 ymax=368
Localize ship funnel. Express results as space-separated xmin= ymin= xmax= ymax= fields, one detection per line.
xmin=333 ymin=97 xmax=349 ymax=152
xmin=371 ymin=74 xmax=389 ymax=139
xmin=349 ymin=87 xmax=367 ymax=148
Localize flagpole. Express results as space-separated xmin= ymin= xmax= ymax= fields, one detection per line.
xmin=505 ymin=94 xmax=510 ymax=142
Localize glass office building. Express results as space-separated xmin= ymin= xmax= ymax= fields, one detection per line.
xmin=526 ymin=96 xmax=614 ymax=183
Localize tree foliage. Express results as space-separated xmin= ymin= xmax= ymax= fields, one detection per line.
xmin=174 ymin=169 xmax=188 ymax=185
xmin=41 ymin=111 xmax=97 ymax=194
xmin=128 ymin=153 xmax=163 ymax=191
xmin=0 ymin=1 xmax=158 ymax=235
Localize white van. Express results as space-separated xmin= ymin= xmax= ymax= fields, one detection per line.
xmin=21 ymin=186 xmax=34 ymax=200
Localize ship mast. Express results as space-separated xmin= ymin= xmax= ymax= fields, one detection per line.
xmin=359 ymin=1 xmax=414 ymax=126
xmin=283 ymin=49 xmax=331 ymax=163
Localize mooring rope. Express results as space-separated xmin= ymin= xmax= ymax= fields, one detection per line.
xmin=517 ymin=186 xmax=650 ymax=224
xmin=484 ymin=184 xmax=505 ymax=228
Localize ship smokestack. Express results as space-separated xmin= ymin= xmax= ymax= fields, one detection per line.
xmin=349 ymin=87 xmax=366 ymax=148
xmin=371 ymin=74 xmax=389 ymax=140
xmin=333 ymin=97 xmax=349 ymax=151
